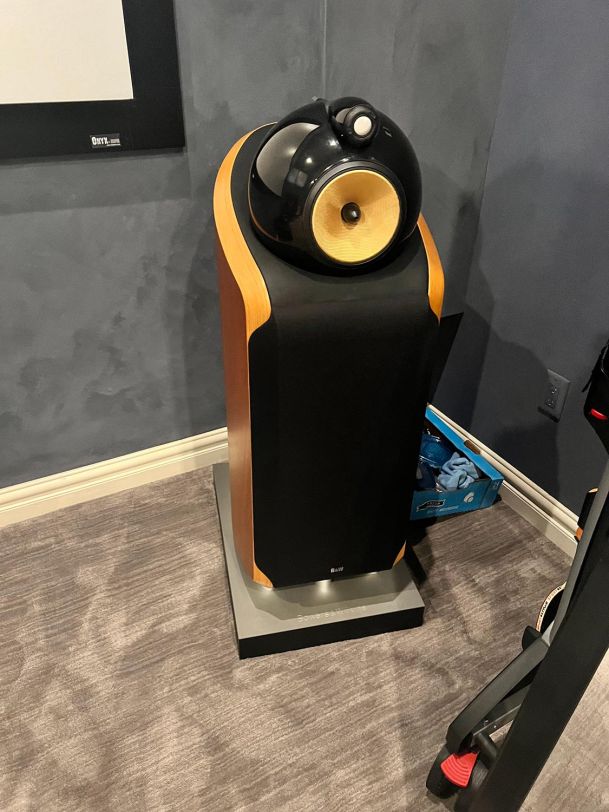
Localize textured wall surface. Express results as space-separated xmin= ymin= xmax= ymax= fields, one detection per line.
xmin=3 ymin=0 xmax=606 ymax=512
xmin=436 ymin=0 xmax=609 ymax=510
xmin=324 ymin=0 xmax=517 ymax=316
xmin=0 ymin=0 xmax=324 ymax=487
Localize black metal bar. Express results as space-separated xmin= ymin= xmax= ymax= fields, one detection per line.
xmin=469 ymin=489 xmax=609 ymax=812
xmin=474 ymin=733 xmax=499 ymax=768
xmin=446 ymin=638 xmax=546 ymax=752
xmin=474 ymin=685 xmax=529 ymax=741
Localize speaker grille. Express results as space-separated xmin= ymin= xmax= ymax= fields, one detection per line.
xmin=311 ymin=169 xmax=401 ymax=265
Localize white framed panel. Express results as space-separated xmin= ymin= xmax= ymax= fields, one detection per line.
xmin=0 ymin=0 xmax=133 ymax=105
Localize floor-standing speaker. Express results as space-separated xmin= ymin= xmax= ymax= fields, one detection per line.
xmin=214 ymin=97 xmax=444 ymax=589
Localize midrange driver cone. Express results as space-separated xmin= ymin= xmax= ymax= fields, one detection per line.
xmin=310 ymin=169 xmax=401 ymax=264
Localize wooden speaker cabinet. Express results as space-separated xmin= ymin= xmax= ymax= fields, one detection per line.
xmin=214 ymin=98 xmax=444 ymax=588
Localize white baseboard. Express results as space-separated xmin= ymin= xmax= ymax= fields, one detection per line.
xmin=0 ymin=411 xmax=578 ymax=559
xmin=0 ymin=428 xmax=228 ymax=529
xmin=430 ymin=405 xmax=578 ymax=558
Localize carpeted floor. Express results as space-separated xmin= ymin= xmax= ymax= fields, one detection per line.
xmin=1 ymin=466 xmax=594 ymax=811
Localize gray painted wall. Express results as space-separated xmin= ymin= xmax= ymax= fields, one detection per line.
xmin=3 ymin=0 xmax=605 ymax=514
xmin=434 ymin=0 xmax=609 ymax=511
xmin=324 ymin=0 xmax=517 ymax=316
xmin=0 ymin=0 xmax=324 ymax=488
xmin=326 ymin=0 xmax=609 ymax=511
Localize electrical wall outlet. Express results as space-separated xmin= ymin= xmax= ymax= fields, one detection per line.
xmin=540 ymin=369 xmax=570 ymax=420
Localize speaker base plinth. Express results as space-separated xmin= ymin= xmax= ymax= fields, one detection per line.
xmin=214 ymin=463 xmax=425 ymax=659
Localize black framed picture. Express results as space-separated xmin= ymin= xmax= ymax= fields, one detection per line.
xmin=0 ymin=0 xmax=185 ymax=160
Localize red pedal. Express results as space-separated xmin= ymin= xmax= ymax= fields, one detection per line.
xmin=440 ymin=751 xmax=479 ymax=788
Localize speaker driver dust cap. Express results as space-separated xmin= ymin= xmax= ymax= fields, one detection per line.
xmin=311 ymin=170 xmax=401 ymax=265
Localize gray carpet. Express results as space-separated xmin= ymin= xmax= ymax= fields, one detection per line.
xmin=0 ymin=467 xmax=589 ymax=811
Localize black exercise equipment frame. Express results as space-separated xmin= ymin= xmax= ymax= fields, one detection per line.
xmin=465 ymin=467 xmax=609 ymax=811
xmin=428 ymin=338 xmax=609 ymax=810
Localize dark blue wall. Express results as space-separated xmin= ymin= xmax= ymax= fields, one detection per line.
xmin=325 ymin=0 xmax=517 ymax=317
xmin=325 ymin=0 xmax=609 ymax=511
xmin=3 ymin=0 xmax=606 ymax=514
xmin=434 ymin=0 xmax=609 ymax=510
xmin=0 ymin=0 xmax=325 ymax=487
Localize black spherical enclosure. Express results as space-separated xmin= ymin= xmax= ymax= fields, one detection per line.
xmin=248 ymin=97 xmax=422 ymax=271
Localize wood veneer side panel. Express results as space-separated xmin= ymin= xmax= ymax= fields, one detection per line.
xmin=418 ymin=214 xmax=445 ymax=321
xmin=216 ymin=241 xmax=256 ymax=582
xmin=393 ymin=544 xmax=406 ymax=566
xmin=213 ymin=131 xmax=273 ymax=588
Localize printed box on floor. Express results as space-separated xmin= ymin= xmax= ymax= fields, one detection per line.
xmin=411 ymin=408 xmax=504 ymax=520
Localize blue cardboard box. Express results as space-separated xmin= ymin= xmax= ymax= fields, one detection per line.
xmin=411 ymin=408 xmax=504 ymax=520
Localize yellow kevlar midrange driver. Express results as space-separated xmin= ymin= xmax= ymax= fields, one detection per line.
xmin=310 ymin=170 xmax=401 ymax=265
